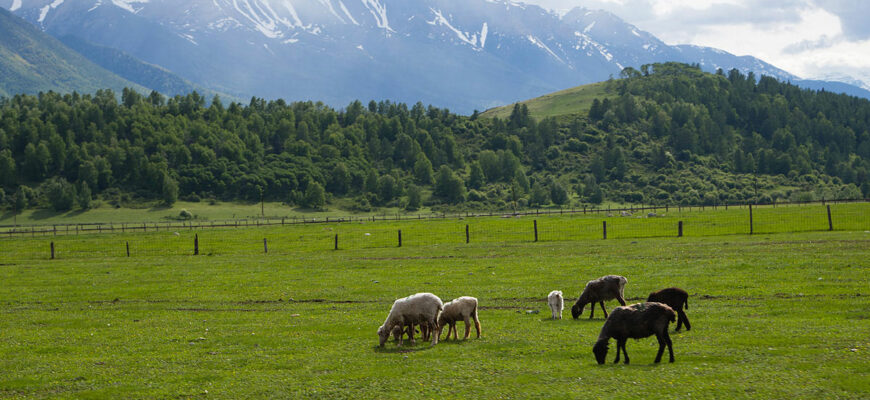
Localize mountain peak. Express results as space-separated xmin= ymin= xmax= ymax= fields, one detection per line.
xmin=3 ymin=0 xmax=868 ymax=111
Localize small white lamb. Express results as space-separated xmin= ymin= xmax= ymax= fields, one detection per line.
xmin=377 ymin=292 xmax=443 ymax=347
xmin=438 ymin=296 xmax=481 ymax=340
xmin=548 ymin=290 xmax=564 ymax=319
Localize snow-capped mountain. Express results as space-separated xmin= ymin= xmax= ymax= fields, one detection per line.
xmin=2 ymin=0 xmax=867 ymax=111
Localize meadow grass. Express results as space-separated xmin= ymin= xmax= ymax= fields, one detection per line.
xmin=2 ymin=202 xmax=866 ymax=259
xmin=0 ymin=211 xmax=868 ymax=398
xmin=480 ymin=81 xmax=613 ymax=120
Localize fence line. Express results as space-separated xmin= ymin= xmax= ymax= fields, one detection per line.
xmin=1 ymin=198 xmax=867 ymax=238
xmin=2 ymin=202 xmax=868 ymax=261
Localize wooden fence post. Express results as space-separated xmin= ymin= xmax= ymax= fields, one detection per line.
xmin=50 ymin=242 xmax=55 ymax=260
xmin=533 ymin=220 xmax=538 ymax=242
xmin=603 ymin=221 xmax=607 ymax=240
xmin=398 ymin=230 xmax=402 ymax=247
xmin=678 ymin=221 xmax=683 ymax=237
xmin=194 ymin=234 xmax=199 ymax=255
xmin=466 ymin=224 xmax=470 ymax=244
xmin=827 ymin=205 xmax=833 ymax=231
xmin=264 ymin=238 xmax=268 ymax=254
xmin=749 ymin=204 xmax=754 ymax=235
xmin=334 ymin=234 xmax=339 ymax=250
xmin=126 ymin=241 xmax=130 ymax=257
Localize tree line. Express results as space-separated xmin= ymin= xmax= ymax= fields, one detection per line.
xmin=0 ymin=63 xmax=867 ymax=214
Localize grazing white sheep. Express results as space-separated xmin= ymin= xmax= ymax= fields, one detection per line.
xmin=548 ymin=290 xmax=564 ymax=319
xmin=438 ymin=296 xmax=481 ymax=340
xmin=377 ymin=293 xmax=443 ymax=347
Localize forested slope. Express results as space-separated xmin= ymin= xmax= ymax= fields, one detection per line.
xmin=0 ymin=8 xmax=143 ymax=99
xmin=0 ymin=63 xmax=867 ymax=213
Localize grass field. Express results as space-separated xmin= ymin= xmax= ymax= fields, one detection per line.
xmin=1 ymin=213 xmax=868 ymax=398
xmin=480 ymin=81 xmax=613 ymax=120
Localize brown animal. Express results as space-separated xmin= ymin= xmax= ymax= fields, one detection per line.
xmin=592 ymin=302 xmax=676 ymax=364
xmin=647 ymin=287 xmax=691 ymax=331
xmin=571 ymin=275 xmax=627 ymax=319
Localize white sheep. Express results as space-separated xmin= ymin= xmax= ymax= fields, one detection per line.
xmin=377 ymin=292 xmax=443 ymax=347
xmin=548 ymin=290 xmax=564 ymax=319
xmin=438 ymin=296 xmax=481 ymax=340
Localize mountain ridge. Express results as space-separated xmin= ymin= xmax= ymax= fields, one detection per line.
xmin=0 ymin=6 xmax=146 ymax=98
xmin=2 ymin=0 xmax=868 ymax=111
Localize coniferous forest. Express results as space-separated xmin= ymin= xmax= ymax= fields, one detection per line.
xmin=0 ymin=63 xmax=868 ymax=213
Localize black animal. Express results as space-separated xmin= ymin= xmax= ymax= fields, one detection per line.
xmin=571 ymin=275 xmax=627 ymax=319
xmin=647 ymin=287 xmax=691 ymax=331
xmin=592 ymin=302 xmax=676 ymax=364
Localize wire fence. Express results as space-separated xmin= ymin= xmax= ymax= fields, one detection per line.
xmin=1 ymin=201 xmax=867 ymax=260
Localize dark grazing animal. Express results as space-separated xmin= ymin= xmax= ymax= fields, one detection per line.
xmin=571 ymin=275 xmax=627 ymax=319
xmin=592 ymin=302 xmax=676 ymax=364
xmin=647 ymin=287 xmax=691 ymax=331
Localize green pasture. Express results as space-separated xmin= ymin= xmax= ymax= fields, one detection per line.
xmin=0 ymin=210 xmax=868 ymax=398
xmin=2 ymin=202 xmax=866 ymax=259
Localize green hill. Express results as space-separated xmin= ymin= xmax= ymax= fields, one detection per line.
xmin=0 ymin=7 xmax=145 ymax=98
xmin=481 ymin=81 xmax=614 ymax=120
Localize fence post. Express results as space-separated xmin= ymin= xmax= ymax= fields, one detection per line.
xmin=603 ymin=221 xmax=607 ymax=239
xmin=334 ymin=234 xmax=339 ymax=250
xmin=678 ymin=221 xmax=683 ymax=237
xmin=398 ymin=230 xmax=402 ymax=247
xmin=126 ymin=241 xmax=130 ymax=257
xmin=749 ymin=205 xmax=754 ymax=235
xmin=827 ymin=205 xmax=833 ymax=231
xmin=264 ymin=238 xmax=268 ymax=254
xmin=50 ymin=242 xmax=55 ymax=260
xmin=466 ymin=224 xmax=470 ymax=244
xmin=533 ymin=220 xmax=538 ymax=242
xmin=194 ymin=234 xmax=199 ymax=255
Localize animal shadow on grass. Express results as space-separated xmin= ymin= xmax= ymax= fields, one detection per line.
xmin=374 ymin=344 xmax=438 ymax=354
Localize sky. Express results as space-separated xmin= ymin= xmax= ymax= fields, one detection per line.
xmin=523 ymin=0 xmax=870 ymax=88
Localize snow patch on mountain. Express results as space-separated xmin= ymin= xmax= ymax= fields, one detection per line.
xmin=361 ymin=0 xmax=392 ymax=32
xmin=278 ymin=1 xmax=304 ymax=28
xmin=38 ymin=5 xmax=49 ymax=22
xmin=527 ymin=35 xmax=564 ymax=64
xmin=428 ymin=8 xmax=485 ymax=50
xmin=230 ymin=0 xmax=293 ymax=39
xmin=37 ymin=0 xmax=66 ymax=23
xmin=317 ymin=0 xmax=345 ymax=24
xmin=480 ymin=22 xmax=487 ymax=49
xmin=10 ymin=0 xmax=21 ymax=11
xmin=339 ymin=1 xmax=359 ymax=25
xmin=179 ymin=33 xmax=198 ymax=45
xmin=111 ymin=0 xmax=148 ymax=14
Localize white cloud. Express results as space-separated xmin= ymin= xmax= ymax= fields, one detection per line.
xmin=524 ymin=0 xmax=870 ymax=86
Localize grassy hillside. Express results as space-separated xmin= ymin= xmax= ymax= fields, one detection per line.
xmin=1 ymin=223 xmax=867 ymax=398
xmin=481 ymin=81 xmax=614 ymax=120
xmin=0 ymin=8 xmax=145 ymax=97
